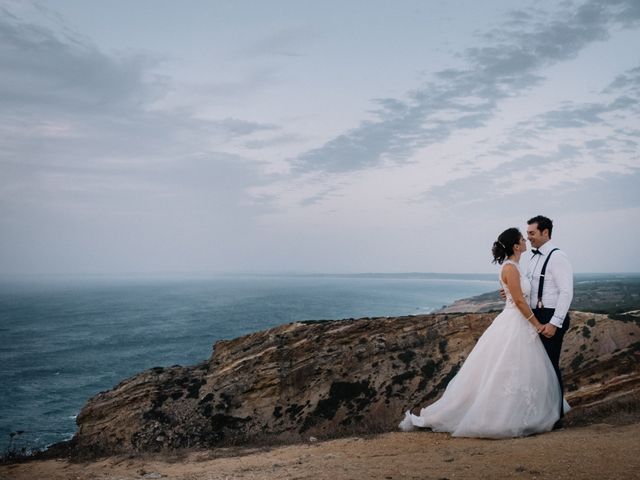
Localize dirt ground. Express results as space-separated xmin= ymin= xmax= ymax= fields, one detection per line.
xmin=2 ymin=422 xmax=640 ymax=480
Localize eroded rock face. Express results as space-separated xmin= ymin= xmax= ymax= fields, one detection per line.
xmin=72 ymin=311 xmax=640 ymax=455
xmin=561 ymin=312 xmax=640 ymax=413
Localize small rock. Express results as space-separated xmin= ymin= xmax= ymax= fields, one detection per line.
xmin=309 ymin=436 xmax=318 ymax=443
xmin=142 ymin=473 xmax=163 ymax=479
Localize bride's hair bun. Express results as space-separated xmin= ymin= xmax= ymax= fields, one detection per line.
xmin=492 ymin=227 xmax=522 ymax=264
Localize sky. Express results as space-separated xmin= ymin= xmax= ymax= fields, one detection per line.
xmin=1 ymin=0 xmax=639 ymax=276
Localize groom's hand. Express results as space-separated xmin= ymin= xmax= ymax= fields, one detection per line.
xmin=540 ymin=324 xmax=557 ymax=338
xmin=499 ymin=288 xmax=506 ymax=300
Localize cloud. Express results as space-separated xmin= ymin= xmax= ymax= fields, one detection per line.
xmin=418 ymin=89 xmax=639 ymax=209
xmin=483 ymin=61 xmax=640 ymax=167
xmin=418 ymin=157 xmax=640 ymax=227
xmin=515 ymin=66 xmax=640 ymax=132
xmin=243 ymin=133 xmax=304 ymax=149
xmin=0 ymin=5 xmax=281 ymax=255
xmin=419 ymin=145 xmax=577 ymax=206
xmin=408 ymin=27 xmax=640 ymax=212
xmin=418 ymin=121 xmax=639 ymax=211
xmin=209 ymin=118 xmax=279 ymax=138
xmin=290 ymin=0 xmax=640 ymax=177
xmin=298 ymin=186 xmax=343 ymax=207
xmin=0 ymin=7 xmax=164 ymax=113
xmin=523 ymin=98 xmax=636 ymax=130
xmin=0 ymin=8 xmax=277 ymax=165
xmin=605 ymin=64 xmax=640 ymax=94
xmin=173 ymin=28 xmax=317 ymax=104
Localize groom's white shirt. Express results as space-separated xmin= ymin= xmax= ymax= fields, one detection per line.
xmin=526 ymin=241 xmax=573 ymax=328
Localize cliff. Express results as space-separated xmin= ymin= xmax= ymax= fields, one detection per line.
xmin=65 ymin=310 xmax=640 ymax=457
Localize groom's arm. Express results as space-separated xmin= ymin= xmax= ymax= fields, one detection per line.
xmin=549 ymin=253 xmax=573 ymax=329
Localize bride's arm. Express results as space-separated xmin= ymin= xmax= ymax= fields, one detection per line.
xmin=501 ymin=264 xmax=543 ymax=332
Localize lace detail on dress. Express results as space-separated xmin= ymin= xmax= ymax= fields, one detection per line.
xmin=502 ymin=383 xmax=540 ymax=427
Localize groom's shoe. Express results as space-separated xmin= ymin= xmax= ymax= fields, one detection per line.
xmin=552 ymin=420 xmax=564 ymax=431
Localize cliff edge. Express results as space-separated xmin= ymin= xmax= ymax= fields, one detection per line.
xmin=64 ymin=310 xmax=640 ymax=457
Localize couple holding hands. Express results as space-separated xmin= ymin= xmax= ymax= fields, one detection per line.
xmin=400 ymin=215 xmax=573 ymax=438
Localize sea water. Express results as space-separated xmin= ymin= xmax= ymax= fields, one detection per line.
xmin=0 ymin=273 xmax=495 ymax=452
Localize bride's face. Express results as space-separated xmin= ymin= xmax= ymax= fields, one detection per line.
xmin=516 ymin=236 xmax=527 ymax=253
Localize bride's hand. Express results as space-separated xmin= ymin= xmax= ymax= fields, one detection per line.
xmin=540 ymin=324 xmax=557 ymax=338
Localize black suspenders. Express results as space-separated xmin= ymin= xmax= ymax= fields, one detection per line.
xmin=536 ymin=248 xmax=559 ymax=309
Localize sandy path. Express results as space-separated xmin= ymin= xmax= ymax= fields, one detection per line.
xmin=2 ymin=423 xmax=640 ymax=480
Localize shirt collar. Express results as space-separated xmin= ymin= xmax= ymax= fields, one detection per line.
xmin=537 ymin=241 xmax=555 ymax=255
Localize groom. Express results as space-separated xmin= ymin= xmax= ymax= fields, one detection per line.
xmin=526 ymin=215 xmax=573 ymax=425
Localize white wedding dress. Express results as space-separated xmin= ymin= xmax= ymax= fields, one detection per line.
xmin=399 ymin=260 xmax=564 ymax=438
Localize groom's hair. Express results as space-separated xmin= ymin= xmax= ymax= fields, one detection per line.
xmin=527 ymin=215 xmax=553 ymax=238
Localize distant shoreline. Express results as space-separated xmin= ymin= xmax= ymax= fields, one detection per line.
xmin=1 ymin=271 xmax=638 ymax=283
xmin=437 ymin=273 xmax=640 ymax=315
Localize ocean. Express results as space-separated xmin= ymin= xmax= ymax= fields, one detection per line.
xmin=0 ymin=273 xmax=496 ymax=453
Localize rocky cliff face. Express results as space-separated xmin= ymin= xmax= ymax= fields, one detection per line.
xmin=71 ymin=311 xmax=640 ymax=456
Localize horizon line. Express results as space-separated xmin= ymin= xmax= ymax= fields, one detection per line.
xmin=0 ymin=270 xmax=639 ymax=280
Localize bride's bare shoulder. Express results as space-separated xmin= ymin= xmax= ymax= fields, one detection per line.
xmin=500 ymin=262 xmax=519 ymax=281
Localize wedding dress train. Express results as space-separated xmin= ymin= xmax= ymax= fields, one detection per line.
xmin=399 ymin=260 xmax=564 ymax=438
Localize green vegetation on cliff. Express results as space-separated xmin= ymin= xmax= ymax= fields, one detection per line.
xmin=440 ymin=274 xmax=640 ymax=315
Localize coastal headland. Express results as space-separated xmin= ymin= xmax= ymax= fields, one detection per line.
xmin=2 ymin=276 xmax=639 ymax=479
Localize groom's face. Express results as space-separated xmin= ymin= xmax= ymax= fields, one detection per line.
xmin=527 ymin=223 xmax=549 ymax=248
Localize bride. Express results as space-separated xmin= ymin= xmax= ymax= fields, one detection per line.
xmin=399 ymin=228 xmax=564 ymax=438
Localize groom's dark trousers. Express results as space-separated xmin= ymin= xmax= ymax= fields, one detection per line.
xmin=534 ymin=307 xmax=570 ymax=419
